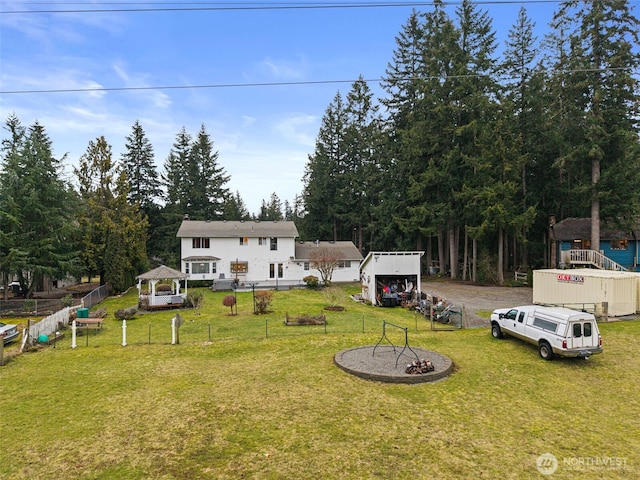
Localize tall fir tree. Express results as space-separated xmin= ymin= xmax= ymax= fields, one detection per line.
xmin=75 ymin=136 xmax=148 ymax=290
xmin=186 ymin=124 xmax=231 ymax=220
xmin=302 ymin=92 xmax=348 ymax=242
xmin=550 ymin=0 xmax=640 ymax=250
xmin=0 ymin=117 xmax=79 ymax=296
xmin=121 ymin=120 xmax=161 ymax=210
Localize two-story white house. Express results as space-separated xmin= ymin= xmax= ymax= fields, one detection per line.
xmin=176 ymin=218 xmax=363 ymax=288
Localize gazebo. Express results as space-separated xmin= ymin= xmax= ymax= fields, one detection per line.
xmin=136 ymin=265 xmax=188 ymax=308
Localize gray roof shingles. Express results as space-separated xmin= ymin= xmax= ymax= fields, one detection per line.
xmin=176 ymin=220 xmax=299 ymax=238
xmin=295 ymin=241 xmax=363 ymax=261
xmin=551 ymin=217 xmax=640 ymax=241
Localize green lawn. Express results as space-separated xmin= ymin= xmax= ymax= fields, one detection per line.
xmin=0 ymin=284 xmax=638 ymax=479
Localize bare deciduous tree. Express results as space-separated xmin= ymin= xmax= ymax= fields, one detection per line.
xmin=309 ymin=247 xmax=342 ymax=287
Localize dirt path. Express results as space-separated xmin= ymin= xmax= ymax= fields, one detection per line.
xmin=420 ymin=279 xmax=533 ymax=327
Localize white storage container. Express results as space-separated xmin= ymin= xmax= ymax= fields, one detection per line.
xmin=533 ymin=268 xmax=638 ymax=317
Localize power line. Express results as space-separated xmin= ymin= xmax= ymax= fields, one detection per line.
xmin=1 ymin=1 xmax=563 ymax=14
xmin=0 ymin=79 xmax=365 ymax=95
xmin=2 ymin=67 xmax=636 ymax=95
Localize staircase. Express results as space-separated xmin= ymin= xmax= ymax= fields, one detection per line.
xmin=567 ymin=249 xmax=627 ymax=271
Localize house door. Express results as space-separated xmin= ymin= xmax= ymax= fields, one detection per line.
xmin=269 ymin=263 xmax=284 ymax=279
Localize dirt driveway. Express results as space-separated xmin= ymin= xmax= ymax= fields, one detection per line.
xmin=420 ymin=279 xmax=533 ymax=327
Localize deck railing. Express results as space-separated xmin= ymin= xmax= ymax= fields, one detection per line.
xmin=564 ymin=249 xmax=627 ymax=271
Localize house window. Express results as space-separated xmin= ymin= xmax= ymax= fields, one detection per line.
xmin=269 ymin=263 xmax=284 ymax=279
xmin=185 ymin=263 xmax=190 ymax=274
xmin=572 ymin=239 xmax=590 ymax=250
xmin=192 ymin=237 xmax=210 ymax=249
xmin=304 ymin=261 xmax=309 ymax=271
xmin=231 ymin=261 xmax=248 ymax=274
xmin=239 ymin=237 xmax=249 ymax=246
xmin=192 ymin=262 xmax=210 ymax=274
xmin=610 ymin=239 xmax=628 ymax=250
xmin=258 ymin=237 xmax=267 ymax=245
xmin=337 ymin=260 xmax=351 ymax=269
xmin=270 ymin=237 xmax=278 ymax=251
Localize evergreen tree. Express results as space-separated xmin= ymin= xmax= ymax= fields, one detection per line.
xmin=500 ymin=7 xmax=551 ymax=267
xmin=222 ymin=190 xmax=250 ymax=220
xmin=186 ymin=124 xmax=231 ymax=220
xmin=301 ymin=92 xmax=348 ymax=241
xmin=121 ymin=120 xmax=162 ymax=267
xmin=343 ymin=76 xmax=383 ymax=252
xmin=75 ymin=136 xmax=148 ymax=290
xmin=121 ymin=120 xmax=161 ymax=210
xmin=0 ymin=117 xmax=79 ymax=296
xmin=158 ymin=127 xmax=192 ymax=267
xmin=550 ymin=0 xmax=640 ymax=249
xmin=0 ymin=115 xmax=27 ymax=297
xmin=163 ymin=127 xmax=191 ymax=209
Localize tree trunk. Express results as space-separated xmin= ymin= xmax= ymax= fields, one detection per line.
xmin=591 ymin=158 xmax=600 ymax=253
xmin=449 ymin=225 xmax=458 ymax=280
xmin=497 ymin=226 xmax=504 ymax=285
xmin=462 ymin=230 xmax=469 ymax=281
xmin=438 ymin=231 xmax=446 ymax=275
xmin=472 ymin=237 xmax=477 ymax=283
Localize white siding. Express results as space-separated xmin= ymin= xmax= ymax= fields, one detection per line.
xmin=181 ymin=236 xmax=297 ymax=283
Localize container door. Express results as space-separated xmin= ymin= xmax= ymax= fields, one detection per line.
xmin=568 ymin=322 xmax=597 ymax=349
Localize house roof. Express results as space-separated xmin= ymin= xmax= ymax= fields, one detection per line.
xmin=176 ymin=220 xmax=299 ymax=238
xmin=361 ymin=251 xmax=424 ymax=268
xmin=136 ymin=265 xmax=188 ymax=280
xmin=551 ymin=217 xmax=640 ymax=241
xmin=295 ymin=241 xmax=363 ymax=261
xmin=182 ymin=256 xmax=221 ymax=262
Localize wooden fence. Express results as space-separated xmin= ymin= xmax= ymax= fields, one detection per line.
xmin=21 ymin=307 xmax=72 ymax=352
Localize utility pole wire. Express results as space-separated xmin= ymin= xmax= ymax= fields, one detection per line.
xmin=1 ymin=67 xmax=636 ymax=95
xmin=1 ymin=1 xmax=564 ymax=14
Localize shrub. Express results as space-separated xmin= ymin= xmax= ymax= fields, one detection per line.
xmin=186 ymin=291 xmax=204 ymax=311
xmin=62 ymin=294 xmax=74 ymax=308
xmin=254 ymin=291 xmax=273 ymax=315
xmin=322 ymin=286 xmax=345 ymax=309
xmin=222 ymin=295 xmax=236 ymax=315
xmin=114 ymin=306 xmax=137 ymax=320
xmin=303 ymin=275 xmax=319 ymax=289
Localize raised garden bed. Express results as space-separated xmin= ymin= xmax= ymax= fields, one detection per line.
xmin=285 ymin=312 xmax=327 ymax=326
xmin=323 ymin=306 xmax=345 ymax=311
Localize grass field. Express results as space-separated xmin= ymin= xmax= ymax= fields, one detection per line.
xmin=1 ymin=284 xmax=638 ymax=479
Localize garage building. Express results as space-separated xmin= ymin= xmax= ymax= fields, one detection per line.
xmin=360 ymin=251 xmax=424 ymax=306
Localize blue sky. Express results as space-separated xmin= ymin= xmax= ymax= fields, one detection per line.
xmin=0 ymin=1 xmax=558 ymax=214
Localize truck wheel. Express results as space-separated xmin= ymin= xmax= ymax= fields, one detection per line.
xmin=539 ymin=341 xmax=554 ymax=361
xmin=491 ymin=323 xmax=502 ymax=339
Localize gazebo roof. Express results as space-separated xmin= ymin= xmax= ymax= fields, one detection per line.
xmin=136 ymin=265 xmax=188 ymax=281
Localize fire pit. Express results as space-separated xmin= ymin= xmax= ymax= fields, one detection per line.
xmin=334 ymin=346 xmax=453 ymax=384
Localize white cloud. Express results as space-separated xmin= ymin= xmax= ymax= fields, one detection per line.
xmin=272 ymin=113 xmax=318 ymax=147
xmin=254 ymin=55 xmax=307 ymax=81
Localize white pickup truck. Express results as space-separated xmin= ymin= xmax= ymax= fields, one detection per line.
xmin=490 ymin=305 xmax=603 ymax=360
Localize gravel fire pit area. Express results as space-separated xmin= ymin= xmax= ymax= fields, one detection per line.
xmin=334 ymin=346 xmax=453 ymax=384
